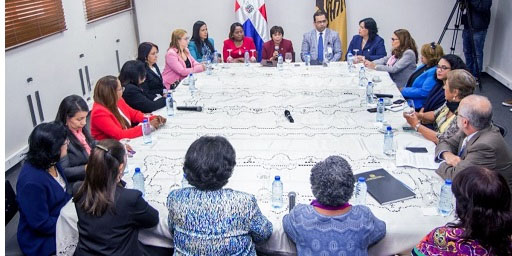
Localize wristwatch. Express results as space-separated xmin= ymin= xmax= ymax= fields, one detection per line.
xmin=414 ymin=123 xmax=421 ymax=131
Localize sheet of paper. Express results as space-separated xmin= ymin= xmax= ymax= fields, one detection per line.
xmin=395 ymin=139 xmax=439 ymax=170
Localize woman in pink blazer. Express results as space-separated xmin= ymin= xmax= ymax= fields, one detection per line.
xmin=162 ymin=29 xmax=205 ymax=89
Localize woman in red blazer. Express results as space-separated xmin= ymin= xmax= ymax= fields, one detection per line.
xmin=261 ymin=26 xmax=295 ymax=62
xmin=162 ymin=29 xmax=205 ymax=89
xmin=223 ymin=22 xmax=257 ymax=63
xmin=90 ymin=75 xmax=166 ymax=140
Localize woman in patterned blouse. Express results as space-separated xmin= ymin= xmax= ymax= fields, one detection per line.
xmin=166 ymin=136 xmax=273 ymax=255
xmin=413 ymin=166 xmax=512 ymax=256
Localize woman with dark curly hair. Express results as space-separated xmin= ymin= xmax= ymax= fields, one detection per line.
xmin=413 ymin=166 xmax=512 ymax=255
xmin=166 ymin=136 xmax=272 ymax=255
xmin=16 ymin=122 xmax=72 ymax=256
xmin=283 ymin=156 xmax=386 ymax=255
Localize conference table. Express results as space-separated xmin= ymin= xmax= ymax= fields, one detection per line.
xmin=57 ymin=62 xmax=452 ymax=255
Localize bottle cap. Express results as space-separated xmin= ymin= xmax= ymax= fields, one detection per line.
xmin=445 ymin=179 xmax=452 ymax=185
xmin=360 ymin=66 xmax=364 ymax=70
xmin=358 ymin=177 xmax=366 ymax=182
xmin=275 ymin=175 xmax=281 ymax=181
xmin=143 ymin=118 xmax=148 ymax=123
xmin=379 ymin=98 xmax=384 ymax=102
xmin=135 ymin=167 xmax=141 ymax=173
xmin=387 ymin=126 xmax=392 ymax=131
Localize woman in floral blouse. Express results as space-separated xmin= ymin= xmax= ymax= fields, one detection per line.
xmin=413 ymin=166 xmax=512 ymax=256
xmin=166 ymin=136 xmax=272 ymax=255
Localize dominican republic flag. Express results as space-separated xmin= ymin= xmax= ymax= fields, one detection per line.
xmin=235 ymin=0 xmax=269 ymax=61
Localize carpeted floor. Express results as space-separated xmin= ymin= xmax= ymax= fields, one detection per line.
xmin=476 ymin=72 xmax=512 ymax=147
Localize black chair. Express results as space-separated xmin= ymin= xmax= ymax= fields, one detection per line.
xmin=5 ymin=180 xmax=18 ymax=225
xmin=493 ymin=122 xmax=507 ymax=137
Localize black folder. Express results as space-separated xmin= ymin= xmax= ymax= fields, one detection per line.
xmin=355 ymin=168 xmax=416 ymax=205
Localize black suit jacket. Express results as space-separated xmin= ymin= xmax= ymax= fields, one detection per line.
xmin=141 ymin=64 xmax=165 ymax=97
xmin=60 ymin=132 xmax=95 ymax=193
xmin=122 ymin=83 xmax=166 ymax=113
xmin=73 ymin=183 xmax=159 ymax=256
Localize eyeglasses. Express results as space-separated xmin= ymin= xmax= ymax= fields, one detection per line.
xmin=391 ymin=38 xmax=399 ymax=41
xmin=315 ymin=20 xmax=327 ymax=24
xmin=181 ymin=37 xmax=190 ymax=41
xmin=436 ymin=65 xmax=451 ymax=71
xmin=117 ymin=87 xmax=125 ymax=92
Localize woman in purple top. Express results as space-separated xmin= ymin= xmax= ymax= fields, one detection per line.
xmin=283 ymin=156 xmax=386 ymax=256
xmin=413 ymin=166 xmax=512 ymax=256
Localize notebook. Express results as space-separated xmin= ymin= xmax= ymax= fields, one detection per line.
xmin=355 ymin=168 xmax=416 ymax=205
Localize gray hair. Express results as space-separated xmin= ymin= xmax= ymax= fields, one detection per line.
xmin=310 ymin=156 xmax=355 ymax=206
xmin=459 ymin=95 xmax=492 ymax=130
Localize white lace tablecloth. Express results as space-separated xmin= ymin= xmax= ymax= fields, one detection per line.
xmin=57 ymin=63 xmax=452 ymax=256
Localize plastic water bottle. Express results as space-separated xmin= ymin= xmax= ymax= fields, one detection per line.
xmin=132 ymin=167 xmax=145 ymax=197
xmin=166 ymin=91 xmax=174 ymax=116
xmin=354 ymin=177 xmax=367 ymax=205
xmin=376 ymin=98 xmax=385 ymax=122
xmin=272 ymin=176 xmax=283 ymax=208
xmin=182 ymin=173 xmax=191 ymax=188
xmin=359 ymin=67 xmax=368 ymax=88
xmin=383 ymin=126 xmax=395 ymax=156
xmin=142 ymin=118 xmax=152 ymax=144
xmin=347 ymin=52 xmax=354 ymax=72
xmin=244 ymin=50 xmax=250 ymax=66
xmin=206 ymin=59 xmax=212 ymax=75
xmin=277 ymin=54 xmax=284 ymax=71
xmin=212 ymin=51 xmax=219 ymax=65
xmin=188 ymin=74 xmax=196 ymax=91
xmin=438 ymin=179 xmax=454 ymax=216
xmin=305 ymin=54 xmax=311 ymax=66
xmin=366 ymin=82 xmax=374 ymax=104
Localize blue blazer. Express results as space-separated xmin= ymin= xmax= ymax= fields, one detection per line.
xmin=16 ymin=162 xmax=71 ymax=256
xmin=346 ymin=35 xmax=386 ymax=61
xmin=401 ymin=65 xmax=437 ymax=109
xmin=188 ymin=38 xmax=215 ymax=61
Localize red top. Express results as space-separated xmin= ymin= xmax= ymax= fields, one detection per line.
xmin=261 ymin=39 xmax=295 ymax=61
xmin=90 ymin=98 xmax=155 ymax=140
xmin=222 ymin=37 xmax=256 ymax=62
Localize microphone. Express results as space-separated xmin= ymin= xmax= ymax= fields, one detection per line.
xmin=284 ymin=110 xmax=294 ymax=123
xmin=288 ymin=192 xmax=296 ymax=212
xmin=177 ymin=106 xmax=203 ymax=112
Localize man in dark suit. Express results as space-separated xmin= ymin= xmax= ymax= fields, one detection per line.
xmin=435 ymin=95 xmax=512 ymax=190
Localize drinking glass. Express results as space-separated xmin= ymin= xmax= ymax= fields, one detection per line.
xmin=250 ymin=49 xmax=257 ymax=62
xmin=403 ymin=99 xmax=415 ymax=115
xmin=284 ymin=52 xmax=292 ymax=64
xmin=226 ymin=49 xmax=233 ymax=63
xmin=353 ymin=49 xmax=359 ymax=63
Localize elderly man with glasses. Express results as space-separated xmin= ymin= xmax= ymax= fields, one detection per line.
xmin=435 ymin=95 xmax=512 ymax=191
